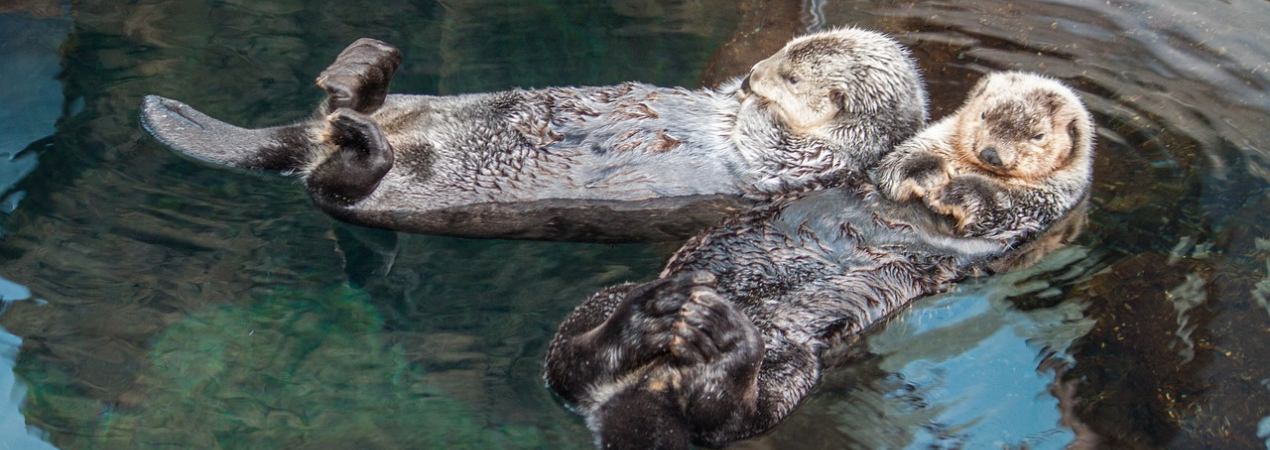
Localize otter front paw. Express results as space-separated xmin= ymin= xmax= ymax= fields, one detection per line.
xmin=929 ymin=175 xmax=1003 ymax=235
xmin=889 ymin=153 xmax=951 ymax=201
xmin=317 ymin=38 xmax=403 ymax=114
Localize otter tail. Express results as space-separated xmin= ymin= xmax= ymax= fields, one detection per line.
xmin=140 ymin=95 xmax=312 ymax=173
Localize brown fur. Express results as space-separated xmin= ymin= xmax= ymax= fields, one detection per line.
xmin=875 ymin=71 xmax=1095 ymax=239
xmin=949 ymin=92 xmax=1081 ymax=185
xmin=929 ymin=75 xmax=1092 ymax=227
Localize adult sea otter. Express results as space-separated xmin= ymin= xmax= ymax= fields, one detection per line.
xmin=141 ymin=29 xmax=926 ymax=241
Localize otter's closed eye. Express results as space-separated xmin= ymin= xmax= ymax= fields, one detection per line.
xmin=784 ymin=74 xmax=799 ymax=85
xmin=1031 ymin=133 xmax=1046 ymax=141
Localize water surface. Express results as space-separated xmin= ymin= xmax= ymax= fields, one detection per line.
xmin=0 ymin=1 xmax=1266 ymax=449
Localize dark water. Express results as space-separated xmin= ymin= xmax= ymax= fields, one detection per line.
xmin=0 ymin=1 xmax=1266 ymax=449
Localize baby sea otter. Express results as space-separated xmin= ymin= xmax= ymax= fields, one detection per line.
xmin=873 ymin=71 xmax=1095 ymax=240
xmin=543 ymin=72 xmax=1095 ymax=449
xmin=141 ymin=29 xmax=926 ymax=242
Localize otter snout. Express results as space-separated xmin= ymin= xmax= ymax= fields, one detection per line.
xmin=979 ymin=147 xmax=1004 ymax=167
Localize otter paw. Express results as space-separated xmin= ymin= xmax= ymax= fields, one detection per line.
xmin=665 ymin=285 xmax=763 ymax=428
xmin=930 ymin=175 xmax=1001 ymax=234
xmin=307 ymin=109 xmax=395 ymax=205
xmin=893 ymin=153 xmax=951 ymax=201
xmin=317 ymin=38 xmax=403 ymax=114
xmin=667 ymin=284 xmax=762 ymax=368
xmin=327 ymin=108 xmax=391 ymax=152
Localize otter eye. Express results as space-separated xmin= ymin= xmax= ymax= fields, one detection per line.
xmin=1031 ymin=133 xmax=1046 ymax=141
xmin=980 ymin=111 xmax=987 ymax=120
xmin=784 ymin=74 xmax=799 ymax=85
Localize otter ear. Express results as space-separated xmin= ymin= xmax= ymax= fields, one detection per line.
xmin=1066 ymin=116 xmax=1083 ymax=150
xmin=830 ymin=89 xmax=846 ymax=110
xmin=1064 ymin=104 xmax=1097 ymax=153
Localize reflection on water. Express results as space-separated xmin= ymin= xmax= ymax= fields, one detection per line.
xmin=0 ymin=325 xmax=56 ymax=450
xmin=861 ymin=248 xmax=1099 ymax=449
xmin=0 ymin=6 xmax=66 ymax=447
xmin=0 ymin=7 xmax=69 ymax=230
xmin=0 ymin=274 xmax=56 ymax=449
xmin=751 ymin=246 xmax=1104 ymax=449
xmin=0 ymin=0 xmax=1267 ymax=449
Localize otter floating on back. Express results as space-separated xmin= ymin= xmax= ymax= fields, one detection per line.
xmin=543 ymin=72 xmax=1095 ymax=449
xmin=873 ymin=71 xmax=1095 ymax=241
xmin=141 ymin=29 xmax=926 ymax=242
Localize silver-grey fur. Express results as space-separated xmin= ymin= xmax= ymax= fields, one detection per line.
xmin=542 ymin=72 xmax=1094 ymax=449
xmin=140 ymin=29 xmax=926 ymax=242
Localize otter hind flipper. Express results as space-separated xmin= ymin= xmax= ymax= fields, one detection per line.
xmin=306 ymin=109 xmax=394 ymax=206
xmin=140 ymin=95 xmax=312 ymax=173
xmin=316 ymin=38 xmax=402 ymax=114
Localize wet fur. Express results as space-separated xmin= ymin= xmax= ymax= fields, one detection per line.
xmin=142 ymin=29 xmax=926 ymax=242
xmin=543 ymin=72 xmax=1095 ymax=448
xmin=544 ymin=180 xmax=1014 ymax=448
xmin=872 ymin=72 xmax=1095 ymax=240
xmin=316 ymin=28 xmax=926 ymax=225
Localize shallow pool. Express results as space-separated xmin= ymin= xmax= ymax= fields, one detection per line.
xmin=0 ymin=1 xmax=1266 ymax=448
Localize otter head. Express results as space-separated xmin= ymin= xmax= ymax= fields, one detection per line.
xmin=740 ymin=27 xmax=927 ymax=141
xmin=953 ymin=72 xmax=1095 ymax=182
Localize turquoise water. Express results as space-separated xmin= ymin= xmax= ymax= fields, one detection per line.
xmin=1 ymin=1 xmax=1267 ymax=449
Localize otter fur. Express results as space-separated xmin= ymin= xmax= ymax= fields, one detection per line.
xmin=542 ymin=72 xmax=1095 ymax=449
xmin=141 ymin=29 xmax=926 ymax=242
xmin=872 ymin=71 xmax=1095 ymax=240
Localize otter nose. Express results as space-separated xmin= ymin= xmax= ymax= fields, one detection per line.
xmin=739 ymin=74 xmax=752 ymax=94
xmin=979 ymin=147 xmax=1003 ymax=167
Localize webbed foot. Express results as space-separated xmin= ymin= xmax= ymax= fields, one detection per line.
xmin=665 ymin=283 xmax=764 ymax=429
xmin=544 ymin=271 xmax=720 ymax=406
xmin=667 ymin=284 xmax=762 ymax=368
xmin=307 ymin=109 xmax=394 ymax=205
xmin=317 ymin=38 xmax=402 ymax=114
xmin=600 ymin=272 xmax=723 ymax=370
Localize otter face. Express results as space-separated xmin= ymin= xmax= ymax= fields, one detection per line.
xmin=954 ymin=72 xmax=1094 ymax=181
xmin=742 ymin=28 xmax=925 ymax=133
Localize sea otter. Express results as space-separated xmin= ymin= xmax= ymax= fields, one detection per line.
xmin=542 ymin=72 xmax=1095 ymax=449
xmin=141 ymin=29 xmax=926 ymax=242
xmin=872 ymin=71 xmax=1095 ymax=241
